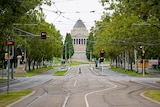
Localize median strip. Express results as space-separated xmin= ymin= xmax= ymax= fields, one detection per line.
xmin=53 ymin=70 xmax=67 ymax=76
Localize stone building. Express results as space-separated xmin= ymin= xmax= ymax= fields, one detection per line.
xmin=71 ymin=19 xmax=89 ymax=62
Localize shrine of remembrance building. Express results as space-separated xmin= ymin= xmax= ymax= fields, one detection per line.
xmin=71 ymin=19 xmax=88 ymax=62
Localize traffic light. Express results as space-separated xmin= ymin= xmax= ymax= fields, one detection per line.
xmin=141 ymin=53 xmax=145 ymax=59
xmin=5 ymin=52 xmax=8 ymax=61
xmin=100 ymin=49 xmax=105 ymax=57
xmin=41 ymin=32 xmax=47 ymax=39
xmin=100 ymin=57 xmax=104 ymax=63
xmin=100 ymin=49 xmax=105 ymax=63
xmin=6 ymin=40 xmax=14 ymax=46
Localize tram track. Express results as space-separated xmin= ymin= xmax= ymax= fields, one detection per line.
xmin=7 ymin=65 xmax=160 ymax=107
xmin=103 ymin=80 xmax=158 ymax=107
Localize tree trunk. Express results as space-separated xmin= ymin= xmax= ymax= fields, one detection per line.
xmin=33 ymin=60 xmax=35 ymax=70
xmin=116 ymin=57 xmax=118 ymax=68
xmin=28 ymin=60 xmax=31 ymax=71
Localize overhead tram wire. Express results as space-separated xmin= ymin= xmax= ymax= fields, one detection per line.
xmin=42 ymin=1 xmax=104 ymax=32
xmin=43 ymin=1 xmax=104 ymax=21
xmin=42 ymin=8 xmax=76 ymax=23
xmin=42 ymin=7 xmax=103 ymax=27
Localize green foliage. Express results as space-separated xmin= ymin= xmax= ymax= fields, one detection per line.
xmin=86 ymin=32 xmax=94 ymax=60
xmin=0 ymin=0 xmax=51 ymax=33
xmin=0 ymin=0 xmax=57 ymax=69
xmin=63 ymin=33 xmax=74 ymax=60
xmin=12 ymin=20 xmax=63 ymax=71
xmin=93 ymin=0 xmax=160 ymax=63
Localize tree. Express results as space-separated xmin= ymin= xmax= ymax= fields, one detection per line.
xmin=92 ymin=0 xmax=160 ymax=69
xmin=24 ymin=21 xmax=63 ymax=70
xmin=63 ymin=33 xmax=74 ymax=60
xmin=0 ymin=0 xmax=51 ymax=33
xmin=0 ymin=0 xmax=52 ymax=68
xmin=86 ymin=32 xmax=94 ymax=61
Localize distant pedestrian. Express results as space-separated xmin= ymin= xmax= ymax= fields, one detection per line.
xmin=79 ymin=67 xmax=81 ymax=74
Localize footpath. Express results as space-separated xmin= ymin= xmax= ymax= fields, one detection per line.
xmin=90 ymin=63 xmax=160 ymax=77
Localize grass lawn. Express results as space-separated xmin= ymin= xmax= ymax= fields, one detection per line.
xmin=0 ymin=89 xmax=32 ymax=107
xmin=111 ymin=67 xmax=154 ymax=77
xmin=144 ymin=90 xmax=160 ymax=102
xmin=0 ymin=78 xmax=6 ymax=83
xmin=69 ymin=61 xmax=88 ymax=66
xmin=53 ymin=70 xmax=67 ymax=76
xmin=14 ymin=66 xmax=55 ymax=77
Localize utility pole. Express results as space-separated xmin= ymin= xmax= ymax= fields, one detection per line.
xmin=124 ymin=47 xmax=127 ymax=71
xmin=65 ymin=42 xmax=68 ymax=61
xmin=69 ymin=47 xmax=70 ymax=63
xmin=140 ymin=45 xmax=145 ymax=76
xmin=134 ymin=47 xmax=138 ymax=72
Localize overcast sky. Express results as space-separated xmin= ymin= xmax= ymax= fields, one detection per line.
xmin=42 ymin=0 xmax=105 ymax=37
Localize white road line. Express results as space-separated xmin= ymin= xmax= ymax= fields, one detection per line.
xmin=84 ymin=81 xmax=117 ymax=107
xmin=74 ymin=80 xmax=77 ymax=87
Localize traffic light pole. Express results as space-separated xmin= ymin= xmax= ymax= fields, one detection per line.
xmin=140 ymin=46 xmax=145 ymax=76
xmin=6 ymin=37 xmax=15 ymax=93
xmin=142 ymin=49 xmax=145 ymax=77
xmin=7 ymin=45 xmax=10 ymax=93
xmin=101 ymin=62 xmax=103 ymax=75
xmin=11 ymin=44 xmax=14 ymax=79
xmin=142 ymin=58 xmax=145 ymax=76
xmin=100 ymin=49 xmax=105 ymax=75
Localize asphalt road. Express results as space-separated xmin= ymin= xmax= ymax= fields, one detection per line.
xmin=1 ymin=64 xmax=160 ymax=107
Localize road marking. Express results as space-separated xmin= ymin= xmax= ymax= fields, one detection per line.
xmin=84 ymin=81 xmax=117 ymax=107
xmin=74 ymin=80 xmax=77 ymax=87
